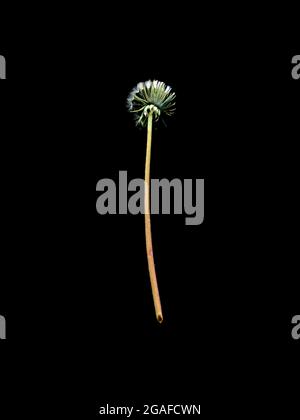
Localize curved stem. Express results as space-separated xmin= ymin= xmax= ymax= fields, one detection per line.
xmin=145 ymin=112 xmax=163 ymax=323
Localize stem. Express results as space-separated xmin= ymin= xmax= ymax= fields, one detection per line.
xmin=145 ymin=112 xmax=163 ymax=323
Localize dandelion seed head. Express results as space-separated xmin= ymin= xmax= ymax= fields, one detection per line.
xmin=127 ymin=80 xmax=176 ymax=127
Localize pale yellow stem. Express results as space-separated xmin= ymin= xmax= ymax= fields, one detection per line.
xmin=145 ymin=112 xmax=163 ymax=323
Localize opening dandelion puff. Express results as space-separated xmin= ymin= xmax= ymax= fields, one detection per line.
xmin=127 ymin=80 xmax=176 ymax=323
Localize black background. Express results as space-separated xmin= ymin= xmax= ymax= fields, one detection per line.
xmin=0 ymin=8 xmax=299 ymax=417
